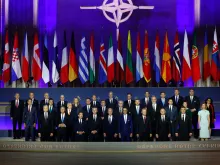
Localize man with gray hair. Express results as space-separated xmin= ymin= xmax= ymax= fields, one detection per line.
xmin=114 ymin=100 xmax=124 ymax=118
xmin=57 ymin=94 xmax=67 ymax=112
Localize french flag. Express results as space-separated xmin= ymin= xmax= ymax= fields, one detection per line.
xmin=211 ymin=27 xmax=220 ymax=81
xmin=22 ymin=32 xmax=29 ymax=82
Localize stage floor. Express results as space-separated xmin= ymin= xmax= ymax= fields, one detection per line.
xmin=1 ymin=151 xmax=220 ymax=165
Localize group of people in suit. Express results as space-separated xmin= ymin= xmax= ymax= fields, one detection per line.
xmin=10 ymin=89 xmax=216 ymax=142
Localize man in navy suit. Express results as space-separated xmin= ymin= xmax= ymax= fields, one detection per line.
xmin=10 ymin=93 xmax=24 ymax=139
xmin=118 ymin=108 xmax=133 ymax=142
xmin=82 ymin=98 xmax=92 ymax=120
xmin=157 ymin=92 xmax=168 ymax=108
xmin=57 ymin=106 xmax=68 ymax=142
xmin=105 ymin=91 xmax=118 ymax=109
xmin=74 ymin=112 xmax=87 ymax=142
xmin=141 ymin=91 xmax=151 ymax=108
xmin=57 ymin=95 xmax=68 ymax=113
xmin=103 ymin=108 xmax=118 ymax=142
xmin=184 ymin=88 xmax=200 ymax=138
xmin=27 ymin=92 xmax=39 ymax=122
xmin=165 ymin=99 xmax=178 ymax=141
xmin=23 ymin=99 xmax=37 ymax=141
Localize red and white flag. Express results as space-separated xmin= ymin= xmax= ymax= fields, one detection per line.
xmin=32 ymin=32 xmax=41 ymax=81
xmin=182 ymin=30 xmax=191 ymax=81
xmin=2 ymin=30 xmax=10 ymax=83
xmin=22 ymin=32 xmax=29 ymax=82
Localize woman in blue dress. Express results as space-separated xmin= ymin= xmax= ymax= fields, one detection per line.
xmin=198 ymin=103 xmax=210 ymax=141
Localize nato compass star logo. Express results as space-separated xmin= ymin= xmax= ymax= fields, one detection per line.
xmin=80 ymin=0 xmax=154 ymax=28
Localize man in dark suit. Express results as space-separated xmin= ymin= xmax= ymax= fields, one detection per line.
xmin=23 ymin=99 xmax=37 ymax=141
xmin=157 ymin=92 xmax=168 ymax=108
xmin=66 ymin=103 xmax=76 ymax=141
xmin=156 ymin=108 xmax=171 ymax=141
xmin=170 ymin=89 xmax=184 ymax=113
xmin=48 ymin=98 xmax=57 ymax=141
xmin=27 ymin=92 xmax=39 ymax=123
xmin=100 ymin=100 xmax=107 ymax=120
xmin=131 ymin=99 xmax=142 ymax=141
xmin=114 ymin=100 xmax=124 ymax=119
xmin=74 ymin=112 xmax=87 ymax=142
xmin=165 ymin=99 xmax=178 ymax=141
xmin=91 ymin=95 xmax=101 ymax=109
xmin=26 ymin=92 xmax=39 ymax=109
xmin=123 ymin=93 xmax=135 ymax=115
xmin=40 ymin=93 xmax=50 ymax=115
xmin=184 ymin=88 xmax=200 ymax=138
xmin=175 ymin=107 xmax=192 ymax=141
xmin=57 ymin=95 xmax=68 ymax=113
xmin=57 ymin=106 xmax=68 ymax=142
xmin=105 ymin=91 xmax=118 ymax=109
xmin=82 ymin=98 xmax=92 ymax=120
xmin=147 ymin=96 xmax=161 ymax=141
xmin=136 ymin=108 xmax=152 ymax=141
xmin=10 ymin=93 xmax=24 ymax=139
xmin=103 ymin=108 xmax=118 ymax=142
xmin=88 ymin=107 xmax=102 ymax=142
xmin=141 ymin=91 xmax=151 ymax=108
xmin=38 ymin=105 xmax=54 ymax=141
xmin=118 ymin=108 xmax=133 ymax=142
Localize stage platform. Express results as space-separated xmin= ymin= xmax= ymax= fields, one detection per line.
xmin=0 ymin=138 xmax=220 ymax=153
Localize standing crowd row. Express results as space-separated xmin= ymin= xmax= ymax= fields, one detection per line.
xmin=10 ymin=89 xmax=216 ymax=142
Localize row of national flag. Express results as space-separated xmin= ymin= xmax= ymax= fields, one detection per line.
xmin=1 ymin=29 xmax=220 ymax=86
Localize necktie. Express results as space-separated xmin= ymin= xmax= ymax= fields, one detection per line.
xmin=153 ymin=104 xmax=156 ymax=111
xmin=128 ymin=100 xmax=131 ymax=107
xmin=87 ymin=106 xmax=90 ymax=113
xmin=136 ymin=106 xmax=139 ymax=114
xmin=190 ymin=96 xmax=193 ymax=102
xmin=49 ymin=106 xmax=52 ymax=112
xmin=163 ymin=116 xmax=165 ymax=122
xmin=120 ymin=108 xmax=122 ymax=113
xmin=45 ymin=112 xmax=47 ymax=120
xmin=102 ymin=107 xmax=105 ymax=114
xmin=182 ymin=115 xmax=184 ymax=121
xmin=146 ymin=98 xmax=148 ymax=105
xmin=124 ymin=115 xmax=127 ymax=123
xmin=16 ymin=100 xmax=18 ymax=108
xmin=61 ymin=101 xmax=63 ymax=106
xmin=68 ymin=109 xmax=70 ymax=115
xmin=109 ymin=116 xmax=111 ymax=124
xmin=169 ymin=106 xmax=172 ymax=111
xmin=94 ymin=115 xmax=96 ymax=121
xmin=143 ymin=116 xmax=146 ymax=124
xmin=62 ymin=115 xmax=64 ymax=122
xmin=110 ymin=99 xmax=112 ymax=104
xmin=175 ymin=96 xmax=178 ymax=103
xmin=28 ymin=106 xmax=31 ymax=112
xmin=94 ymin=101 xmax=96 ymax=106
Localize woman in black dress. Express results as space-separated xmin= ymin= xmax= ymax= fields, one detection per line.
xmin=205 ymin=98 xmax=216 ymax=136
